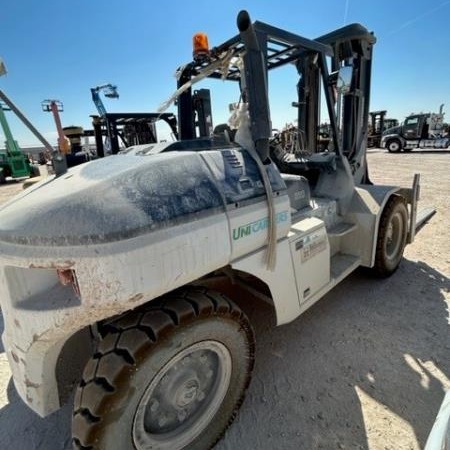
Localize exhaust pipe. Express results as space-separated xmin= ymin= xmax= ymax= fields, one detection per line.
xmin=237 ymin=10 xmax=258 ymax=49
xmin=237 ymin=10 xmax=271 ymax=163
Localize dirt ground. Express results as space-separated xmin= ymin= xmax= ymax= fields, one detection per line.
xmin=0 ymin=149 xmax=449 ymax=450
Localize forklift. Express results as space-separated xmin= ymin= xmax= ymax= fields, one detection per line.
xmin=90 ymin=83 xmax=179 ymax=155
xmin=90 ymin=112 xmax=178 ymax=156
xmin=367 ymin=110 xmax=398 ymax=148
xmin=0 ymin=11 xmax=435 ymax=450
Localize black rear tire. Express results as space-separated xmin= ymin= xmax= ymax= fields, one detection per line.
xmin=373 ymin=195 xmax=408 ymax=277
xmin=0 ymin=171 xmax=6 ymax=184
xmin=386 ymin=139 xmax=402 ymax=153
xmin=72 ymin=287 xmax=255 ymax=450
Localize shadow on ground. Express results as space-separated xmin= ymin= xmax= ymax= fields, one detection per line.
xmin=0 ymin=259 xmax=448 ymax=450
xmin=216 ymin=259 xmax=450 ymax=450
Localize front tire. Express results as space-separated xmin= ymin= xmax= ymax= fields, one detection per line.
xmin=386 ymin=139 xmax=402 ymax=153
xmin=72 ymin=288 xmax=255 ymax=450
xmin=373 ymin=195 xmax=408 ymax=277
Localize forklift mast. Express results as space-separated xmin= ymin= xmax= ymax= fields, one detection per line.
xmin=370 ymin=110 xmax=387 ymax=135
xmin=193 ymin=89 xmax=213 ymax=137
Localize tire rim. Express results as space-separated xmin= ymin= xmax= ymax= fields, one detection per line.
xmin=385 ymin=211 xmax=404 ymax=261
xmin=133 ymin=340 xmax=232 ymax=450
xmin=389 ymin=141 xmax=399 ymax=152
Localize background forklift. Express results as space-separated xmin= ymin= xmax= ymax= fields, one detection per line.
xmin=367 ymin=110 xmax=398 ymax=147
xmin=0 ymin=11 xmax=435 ymax=450
xmin=90 ymin=83 xmax=179 ymax=156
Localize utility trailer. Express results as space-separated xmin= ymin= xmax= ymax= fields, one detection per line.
xmin=0 ymin=10 xmax=435 ymax=450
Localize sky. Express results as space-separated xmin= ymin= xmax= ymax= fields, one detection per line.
xmin=0 ymin=0 xmax=449 ymax=147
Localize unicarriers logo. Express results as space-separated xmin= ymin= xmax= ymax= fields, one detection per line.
xmin=232 ymin=211 xmax=289 ymax=241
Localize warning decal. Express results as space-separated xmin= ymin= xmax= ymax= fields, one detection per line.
xmin=300 ymin=233 xmax=327 ymax=263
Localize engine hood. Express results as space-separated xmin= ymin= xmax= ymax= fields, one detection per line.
xmin=383 ymin=125 xmax=401 ymax=136
xmin=0 ymin=152 xmax=226 ymax=246
xmin=0 ymin=149 xmax=286 ymax=247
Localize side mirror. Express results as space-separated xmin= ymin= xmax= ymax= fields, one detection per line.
xmin=337 ymin=66 xmax=353 ymax=93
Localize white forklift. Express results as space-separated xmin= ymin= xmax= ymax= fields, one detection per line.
xmin=0 ymin=10 xmax=435 ymax=450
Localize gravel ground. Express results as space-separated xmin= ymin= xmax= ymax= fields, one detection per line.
xmin=0 ymin=150 xmax=449 ymax=450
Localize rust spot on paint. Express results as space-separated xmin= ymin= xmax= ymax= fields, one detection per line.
xmin=26 ymin=394 xmax=33 ymax=403
xmin=24 ymin=377 xmax=40 ymax=389
xmin=14 ymin=318 xmax=21 ymax=328
xmin=128 ymin=293 xmax=144 ymax=303
xmin=10 ymin=351 xmax=19 ymax=363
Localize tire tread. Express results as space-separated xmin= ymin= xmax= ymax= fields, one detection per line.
xmin=374 ymin=195 xmax=408 ymax=277
xmin=72 ymin=287 xmax=253 ymax=450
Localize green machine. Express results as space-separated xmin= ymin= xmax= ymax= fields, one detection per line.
xmin=0 ymin=59 xmax=31 ymax=183
xmin=0 ymin=101 xmax=32 ymax=183
xmin=0 ymin=58 xmax=57 ymax=183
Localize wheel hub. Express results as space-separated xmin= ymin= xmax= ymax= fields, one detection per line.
xmin=176 ymin=379 xmax=200 ymax=407
xmin=387 ymin=223 xmax=394 ymax=242
xmin=133 ymin=340 xmax=232 ymax=450
xmin=385 ymin=212 xmax=403 ymax=260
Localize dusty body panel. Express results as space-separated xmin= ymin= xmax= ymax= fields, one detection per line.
xmin=341 ymin=185 xmax=402 ymax=266
xmin=0 ymin=147 xmax=292 ymax=415
xmin=0 ymin=156 xmax=410 ymax=416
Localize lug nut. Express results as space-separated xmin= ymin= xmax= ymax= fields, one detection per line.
xmin=177 ymin=410 xmax=188 ymax=422
xmin=158 ymin=414 xmax=168 ymax=427
xmin=149 ymin=399 xmax=159 ymax=413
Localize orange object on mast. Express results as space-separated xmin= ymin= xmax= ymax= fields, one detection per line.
xmin=193 ymin=32 xmax=209 ymax=58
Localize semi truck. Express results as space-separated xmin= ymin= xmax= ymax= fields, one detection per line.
xmin=381 ymin=104 xmax=449 ymax=152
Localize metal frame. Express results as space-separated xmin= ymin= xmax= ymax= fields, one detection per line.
xmin=91 ymin=112 xmax=178 ymax=156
